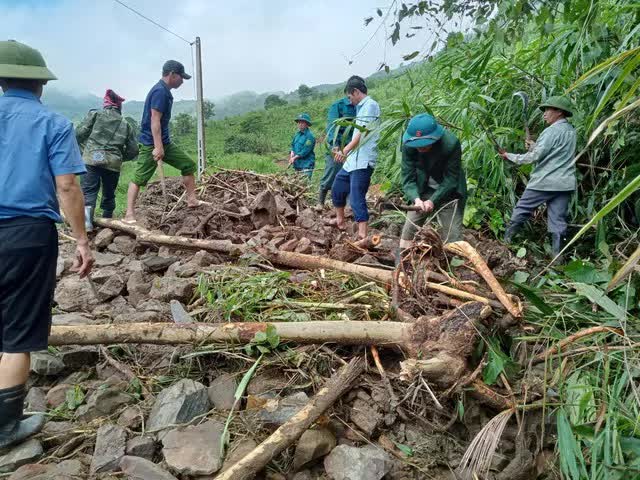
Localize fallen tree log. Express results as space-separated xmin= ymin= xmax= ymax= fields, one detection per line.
xmin=215 ymin=357 xmax=364 ymax=480
xmin=50 ymin=302 xmax=491 ymax=383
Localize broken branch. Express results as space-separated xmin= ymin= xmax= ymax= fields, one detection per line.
xmin=444 ymin=241 xmax=522 ymax=317
xmin=215 ymin=357 xmax=364 ymax=480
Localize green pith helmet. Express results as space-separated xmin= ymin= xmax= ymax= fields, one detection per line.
xmin=0 ymin=40 xmax=57 ymax=81
xmin=539 ymin=96 xmax=573 ymax=117
xmin=294 ymin=113 xmax=312 ymax=126
xmin=402 ymin=113 xmax=444 ymax=148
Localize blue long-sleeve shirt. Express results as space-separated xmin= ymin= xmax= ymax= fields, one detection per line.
xmin=325 ymin=97 xmax=356 ymax=151
xmin=290 ymin=127 xmax=316 ymax=170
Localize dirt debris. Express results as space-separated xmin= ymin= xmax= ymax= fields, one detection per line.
xmin=0 ymin=170 xmax=554 ymax=480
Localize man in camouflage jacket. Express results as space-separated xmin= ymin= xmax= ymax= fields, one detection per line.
xmin=76 ymin=89 xmax=138 ymax=218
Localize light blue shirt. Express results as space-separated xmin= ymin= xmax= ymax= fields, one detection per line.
xmin=343 ymin=95 xmax=380 ymax=172
xmin=0 ymin=89 xmax=86 ymax=222
xmin=506 ymin=118 xmax=577 ymax=191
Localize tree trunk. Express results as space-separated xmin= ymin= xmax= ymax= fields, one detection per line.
xmin=215 ymin=357 xmax=364 ymax=480
xmin=49 ymin=320 xmax=411 ymax=348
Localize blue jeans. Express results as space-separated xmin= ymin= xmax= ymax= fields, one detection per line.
xmin=80 ymin=165 xmax=120 ymax=218
xmin=331 ymin=167 xmax=373 ymax=222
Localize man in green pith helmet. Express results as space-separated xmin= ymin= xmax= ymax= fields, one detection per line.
xmin=398 ymin=113 xmax=467 ymax=257
xmin=0 ymin=40 xmax=94 ymax=448
xmin=499 ymin=95 xmax=577 ymax=256
xmin=289 ymin=113 xmax=316 ymax=178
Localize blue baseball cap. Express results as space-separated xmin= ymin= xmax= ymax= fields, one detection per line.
xmin=402 ymin=113 xmax=444 ymax=148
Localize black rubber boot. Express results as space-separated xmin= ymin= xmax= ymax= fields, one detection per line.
xmin=503 ymin=223 xmax=522 ymax=244
xmin=551 ymin=232 xmax=567 ymax=258
xmin=318 ymin=189 xmax=328 ymax=206
xmin=0 ymin=384 xmax=46 ymax=449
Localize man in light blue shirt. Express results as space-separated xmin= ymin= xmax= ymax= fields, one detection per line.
xmin=330 ymin=76 xmax=380 ymax=239
xmin=499 ymin=96 xmax=577 ymax=256
xmin=0 ymin=40 xmax=93 ymax=448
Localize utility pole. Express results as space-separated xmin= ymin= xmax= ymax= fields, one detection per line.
xmin=194 ymin=36 xmax=207 ymax=179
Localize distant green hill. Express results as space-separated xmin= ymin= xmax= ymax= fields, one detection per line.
xmin=25 ymin=62 xmax=417 ymax=122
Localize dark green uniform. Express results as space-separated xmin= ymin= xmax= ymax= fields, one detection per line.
xmin=400 ymin=130 xmax=467 ymax=242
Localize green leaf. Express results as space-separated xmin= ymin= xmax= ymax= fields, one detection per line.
xmin=393 ymin=442 xmax=414 ymax=457
xmin=511 ymin=282 xmax=554 ymax=315
xmin=253 ymin=331 xmax=267 ymax=343
xmin=450 ymin=257 xmax=465 ymax=267
xmin=516 ymin=247 xmax=526 ymax=258
xmin=557 ymin=408 xmax=588 ymax=480
xmin=65 ymin=386 xmax=84 ymax=411
xmin=573 ymin=283 xmax=627 ymax=320
xmin=512 ymin=271 xmax=529 ymax=284
xmin=402 ymin=51 xmax=420 ymax=61
xmin=256 ymin=345 xmax=271 ymax=354
xmin=563 ymin=260 xmax=609 ymax=284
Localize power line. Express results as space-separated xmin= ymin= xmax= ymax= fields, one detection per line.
xmin=113 ymin=0 xmax=193 ymax=45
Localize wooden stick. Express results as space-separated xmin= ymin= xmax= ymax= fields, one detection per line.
xmin=215 ymin=357 xmax=364 ymax=480
xmin=424 ymin=281 xmax=503 ymax=310
xmin=532 ymin=326 xmax=624 ymax=365
xmin=444 ymin=241 xmax=522 ymax=317
xmin=158 ymin=160 xmax=167 ymax=206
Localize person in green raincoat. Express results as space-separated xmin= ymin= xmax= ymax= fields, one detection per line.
xmin=289 ymin=113 xmax=315 ymax=178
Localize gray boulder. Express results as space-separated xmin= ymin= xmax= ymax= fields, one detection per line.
xmin=90 ymin=424 xmax=127 ymax=475
xmin=207 ymin=374 xmax=237 ymax=410
xmin=119 ymin=456 xmax=178 ymax=480
xmin=324 ymin=445 xmax=393 ymax=480
xmin=0 ymin=439 xmax=43 ymax=474
xmin=161 ymin=420 xmax=224 ymax=476
xmin=30 ymin=352 xmax=64 ymax=376
xmin=146 ymin=379 xmax=209 ymax=434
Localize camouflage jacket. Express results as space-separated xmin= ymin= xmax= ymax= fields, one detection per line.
xmin=76 ymin=107 xmax=138 ymax=172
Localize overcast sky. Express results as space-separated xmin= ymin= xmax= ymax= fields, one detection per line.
xmin=2 ymin=0 xmax=432 ymax=101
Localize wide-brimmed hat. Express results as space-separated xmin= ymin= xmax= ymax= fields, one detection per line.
xmin=294 ymin=113 xmax=312 ymax=126
xmin=539 ymin=96 xmax=574 ymax=117
xmin=0 ymin=40 xmax=57 ymax=81
xmin=402 ymin=113 xmax=444 ymax=148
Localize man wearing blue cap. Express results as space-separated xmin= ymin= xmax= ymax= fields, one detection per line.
xmin=399 ymin=113 xmax=467 ymax=251
xmin=289 ymin=113 xmax=315 ymax=178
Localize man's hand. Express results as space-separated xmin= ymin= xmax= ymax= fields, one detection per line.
xmin=153 ymin=145 xmax=165 ymax=162
xmin=525 ymin=139 xmax=535 ymax=151
xmin=414 ymin=198 xmax=434 ymax=213
xmin=71 ymin=240 xmax=94 ymax=278
xmin=334 ymin=149 xmax=347 ymax=163
xmin=498 ymin=149 xmax=509 ymax=160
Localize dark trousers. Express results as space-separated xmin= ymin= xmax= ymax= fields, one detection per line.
xmin=0 ymin=217 xmax=57 ymax=353
xmin=81 ymin=165 xmax=120 ymax=218
xmin=319 ymin=153 xmax=342 ymax=192
xmin=331 ymin=167 xmax=373 ymax=222
xmin=510 ymin=188 xmax=572 ymax=233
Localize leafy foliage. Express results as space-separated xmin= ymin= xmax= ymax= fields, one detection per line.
xmin=264 ymin=94 xmax=288 ymax=110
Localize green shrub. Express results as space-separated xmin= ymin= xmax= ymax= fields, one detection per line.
xmin=223 ymin=133 xmax=273 ymax=155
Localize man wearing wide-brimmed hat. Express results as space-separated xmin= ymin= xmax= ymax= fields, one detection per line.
xmin=398 ymin=113 xmax=467 ymax=256
xmin=0 ymin=40 xmax=93 ymax=448
xmin=289 ymin=113 xmax=316 ymax=178
xmin=500 ymin=95 xmax=577 ymax=256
